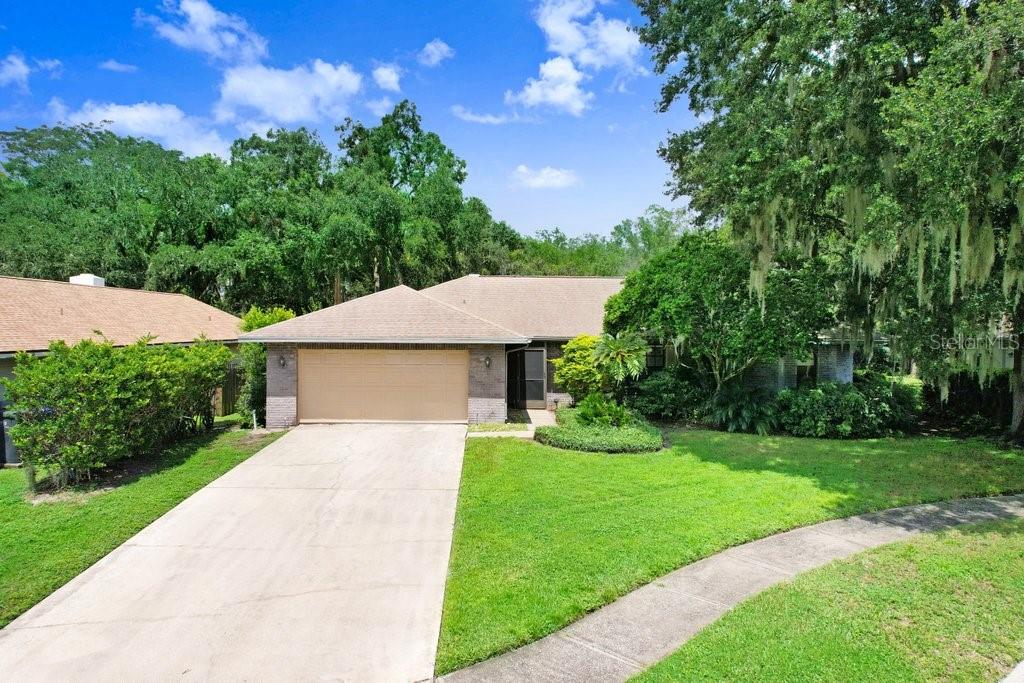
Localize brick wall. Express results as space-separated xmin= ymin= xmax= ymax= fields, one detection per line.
xmin=743 ymin=357 xmax=798 ymax=394
xmin=469 ymin=345 xmax=506 ymax=423
xmin=817 ymin=343 xmax=854 ymax=383
xmin=265 ymin=343 xmax=507 ymax=425
xmin=265 ymin=343 xmax=297 ymax=428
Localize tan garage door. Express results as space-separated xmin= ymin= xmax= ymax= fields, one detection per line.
xmin=297 ymin=348 xmax=469 ymax=422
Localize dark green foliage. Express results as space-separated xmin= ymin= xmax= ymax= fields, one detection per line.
xmin=775 ymin=384 xmax=876 ymax=439
xmin=855 ymin=370 xmax=923 ymax=433
xmin=534 ymin=408 xmax=663 ymax=453
xmin=2 ymin=107 xmax=676 ymax=316
xmin=775 ymin=373 xmax=922 ymax=439
xmin=2 ymin=340 xmax=231 ymax=488
xmin=922 ymin=371 xmax=1011 ymax=434
xmin=575 ymin=393 xmax=634 ymax=428
xmin=623 ymin=368 xmax=710 ymax=421
xmin=637 ymin=0 xmax=1024 ymax=431
xmin=237 ymin=306 xmax=295 ymax=427
xmin=605 ymin=232 xmax=835 ymax=393
xmin=708 ymin=384 xmax=777 ymax=436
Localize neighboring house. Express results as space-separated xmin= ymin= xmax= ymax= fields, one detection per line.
xmin=744 ymin=328 xmax=856 ymax=394
xmin=243 ymin=274 xmax=854 ymax=427
xmin=0 ymin=274 xmax=241 ymax=465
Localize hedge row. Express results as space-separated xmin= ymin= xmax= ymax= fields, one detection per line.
xmin=2 ymin=339 xmax=231 ymax=488
xmin=535 ymin=408 xmax=664 ymax=453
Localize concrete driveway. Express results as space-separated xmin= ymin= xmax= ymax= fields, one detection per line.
xmin=0 ymin=423 xmax=467 ymax=682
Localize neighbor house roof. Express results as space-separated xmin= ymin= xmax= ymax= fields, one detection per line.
xmin=241 ymin=285 xmax=529 ymax=345
xmin=0 ymin=276 xmax=241 ymax=354
xmin=422 ymin=275 xmax=623 ymax=339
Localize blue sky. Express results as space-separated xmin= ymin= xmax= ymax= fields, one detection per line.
xmin=0 ymin=0 xmax=696 ymax=236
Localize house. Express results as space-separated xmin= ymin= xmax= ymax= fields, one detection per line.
xmin=243 ymin=274 xmax=855 ymax=427
xmin=0 ymin=274 xmax=242 ymax=464
xmin=744 ymin=328 xmax=856 ymax=393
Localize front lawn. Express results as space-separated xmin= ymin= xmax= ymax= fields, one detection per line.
xmin=637 ymin=518 xmax=1024 ymax=682
xmin=467 ymin=422 xmax=530 ymax=432
xmin=0 ymin=421 xmax=282 ymax=627
xmin=436 ymin=430 xmax=1024 ymax=674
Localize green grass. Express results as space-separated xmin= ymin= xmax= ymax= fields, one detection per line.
xmin=636 ymin=518 xmax=1024 ymax=682
xmin=436 ymin=429 xmax=1024 ymax=674
xmin=0 ymin=422 xmax=282 ymax=627
xmin=467 ymin=422 xmax=531 ymax=432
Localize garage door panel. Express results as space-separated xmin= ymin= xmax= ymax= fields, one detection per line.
xmin=297 ymin=348 xmax=469 ymax=423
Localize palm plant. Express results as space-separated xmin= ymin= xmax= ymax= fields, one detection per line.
xmin=594 ymin=331 xmax=649 ymax=385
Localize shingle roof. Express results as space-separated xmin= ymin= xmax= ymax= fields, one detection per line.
xmin=422 ymin=275 xmax=623 ymax=339
xmin=0 ymin=276 xmax=241 ymax=353
xmin=240 ymin=285 xmax=529 ymax=344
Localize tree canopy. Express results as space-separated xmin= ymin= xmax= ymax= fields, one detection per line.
xmin=0 ymin=101 xmax=681 ymax=315
xmin=637 ymin=0 xmax=1024 ymax=424
xmin=605 ymin=231 xmax=835 ymax=392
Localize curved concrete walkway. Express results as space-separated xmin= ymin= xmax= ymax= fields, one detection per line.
xmin=441 ymin=493 xmax=1024 ymax=683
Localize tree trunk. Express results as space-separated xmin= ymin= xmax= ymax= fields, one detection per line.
xmin=333 ymin=271 xmax=342 ymax=305
xmin=1011 ymin=331 xmax=1024 ymax=436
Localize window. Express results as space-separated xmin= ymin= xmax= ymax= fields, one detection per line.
xmin=646 ymin=345 xmax=666 ymax=370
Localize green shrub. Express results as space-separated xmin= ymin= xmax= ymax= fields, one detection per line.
xmin=551 ymin=335 xmax=603 ymax=401
xmin=708 ymin=383 xmax=777 ymax=435
xmin=624 ymin=368 xmax=710 ymax=420
xmin=238 ymin=306 xmax=295 ymax=427
xmin=3 ymin=339 xmax=231 ymax=488
xmin=535 ymin=408 xmax=663 ymax=453
xmin=575 ymin=393 xmax=634 ymax=427
xmin=774 ymin=373 xmax=922 ymax=439
xmin=774 ymin=383 xmax=869 ymax=438
xmin=855 ymin=370 xmax=922 ymax=432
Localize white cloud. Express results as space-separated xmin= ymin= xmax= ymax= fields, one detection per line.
xmin=450 ymin=105 xmax=517 ymax=125
xmin=234 ymin=119 xmax=275 ymax=137
xmin=215 ymin=59 xmax=362 ymax=124
xmin=34 ymin=58 xmax=63 ymax=78
xmin=418 ymin=38 xmax=454 ymax=67
xmin=505 ymin=56 xmax=593 ymax=116
xmin=46 ymin=97 xmax=68 ymax=120
xmin=0 ymin=53 xmax=62 ymax=90
xmin=366 ymin=97 xmax=393 ymax=118
xmin=0 ymin=54 xmax=30 ymax=89
xmin=535 ymin=0 xmax=642 ymax=73
xmin=99 ymin=59 xmax=139 ymax=73
xmin=137 ymin=0 xmax=268 ymax=63
xmin=510 ymin=164 xmax=580 ymax=189
xmin=372 ymin=63 xmax=401 ymax=92
xmin=66 ymin=100 xmax=229 ymax=158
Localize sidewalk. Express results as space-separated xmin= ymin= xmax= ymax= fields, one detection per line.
xmin=441 ymin=494 xmax=1024 ymax=683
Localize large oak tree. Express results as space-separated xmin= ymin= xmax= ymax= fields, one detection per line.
xmin=637 ymin=0 xmax=1024 ymax=430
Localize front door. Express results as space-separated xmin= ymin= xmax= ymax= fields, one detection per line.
xmin=523 ymin=348 xmax=546 ymax=409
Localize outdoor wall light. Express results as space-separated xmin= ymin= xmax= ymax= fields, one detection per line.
xmin=278 ymin=354 xmax=287 ymax=368
xmin=484 ymin=355 xmax=492 ymax=368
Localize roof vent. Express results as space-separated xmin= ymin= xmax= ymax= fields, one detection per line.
xmin=69 ymin=273 xmax=105 ymax=287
